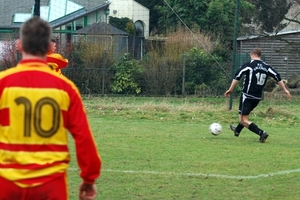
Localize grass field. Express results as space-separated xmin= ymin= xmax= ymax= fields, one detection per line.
xmin=67 ymin=95 xmax=300 ymax=200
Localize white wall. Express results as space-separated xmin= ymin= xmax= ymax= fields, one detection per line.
xmin=109 ymin=0 xmax=149 ymax=38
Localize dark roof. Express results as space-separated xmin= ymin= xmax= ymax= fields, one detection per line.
xmin=76 ymin=22 xmax=129 ymax=35
xmin=0 ymin=0 xmax=107 ymax=27
xmin=73 ymin=0 xmax=107 ymax=11
xmin=237 ymin=29 xmax=300 ymax=41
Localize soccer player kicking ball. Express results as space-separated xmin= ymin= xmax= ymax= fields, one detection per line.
xmin=0 ymin=16 xmax=101 ymax=200
xmin=225 ymin=48 xmax=291 ymax=143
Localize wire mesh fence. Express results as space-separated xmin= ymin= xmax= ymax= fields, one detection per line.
xmin=61 ymin=67 xmax=229 ymax=97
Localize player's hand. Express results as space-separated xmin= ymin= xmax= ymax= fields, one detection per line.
xmin=79 ymin=182 xmax=97 ymax=200
xmin=285 ymin=90 xmax=292 ymax=99
xmin=224 ymin=90 xmax=232 ymax=98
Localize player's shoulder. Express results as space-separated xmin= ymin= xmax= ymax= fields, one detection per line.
xmin=47 ymin=53 xmax=63 ymax=59
xmin=261 ymin=60 xmax=271 ymax=67
xmin=0 ymin=65 xmax=22 ymax=78
xmin=53 ymin=73 xmax=80 ymax=92
xmin=240 ymin=61 xmax=253 ymax=69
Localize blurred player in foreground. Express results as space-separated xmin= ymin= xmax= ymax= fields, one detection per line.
xmin=0 ymin=16 xmax=101 ymax=200
xmin=46 ymin=39 xmax=68 ymax=75
xmin=225 ymin=48 xmax=291 ymax=143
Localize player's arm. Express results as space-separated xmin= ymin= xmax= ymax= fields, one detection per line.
xmin=268 ymin=67 xmax=291 ymax=99
xmin=55 ymin=54 xmax=68 ymax=69
xmin=224 ymin=63 xmax=247 ymax=98
xmin=278 ymin=80 xmax=291 ymax=99
xmin=47 ymin=53 xmax=68 ymax=68
xmin=66 ymin=86 xmax=101 ymax=184
xmin=225 ymin=79 xmax=239 ymax=97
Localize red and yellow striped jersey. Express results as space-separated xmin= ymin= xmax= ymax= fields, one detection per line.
xmin=46 ymin=53 xmax=69 ymax=75
xmin=0 ymin=59 xmax=101 ymax=188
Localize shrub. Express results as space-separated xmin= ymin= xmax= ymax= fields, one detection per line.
xmin=142 ymin=27 xmax=228 ymax=96
xmin=111 ymin=53 xmax=143 ymax=94
xmin=63 ymin=40 xmax=114 ymax=94
xmin=184 ymin=47 xmax=227 ymax=94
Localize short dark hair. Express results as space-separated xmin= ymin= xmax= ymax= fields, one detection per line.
xmin=251 ymin=48 xmax=262 ymax=57
xmin=20 ymin=16 xmax=51 ymax=56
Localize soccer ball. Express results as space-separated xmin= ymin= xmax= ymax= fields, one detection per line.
xmin=209 ymin=123 xmax=222 ymax=136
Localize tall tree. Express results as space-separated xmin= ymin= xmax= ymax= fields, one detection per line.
xmin=156 ymin=0 xmax=253 ymax=43
xmin=156 ymin=0 xmax=209 ymax=32
xmin=137 ymin=0 xmax=292 ymax=36
xmin=202 ymin=0 xmax=236 ymax=41
xmin=248 ymin=0 xmax=291 ymax=33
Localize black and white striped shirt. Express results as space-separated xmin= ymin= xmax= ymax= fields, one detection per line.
xmin=234 ymin=59 xmax=282 ymax=99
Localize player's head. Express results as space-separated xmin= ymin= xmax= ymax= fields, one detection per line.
xmin=250 ymin=48 xmax=261 ymax=58
xmin=49 ymin=38 xmax=57 ymax=53
xmin=19 ymin=16 xmax=51 ymax=56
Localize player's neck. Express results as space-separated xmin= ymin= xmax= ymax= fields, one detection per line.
xmin=21 ymin=53 xmax=46 ymax=61
xmin=251 ymin=56 xmax=261 ymax=60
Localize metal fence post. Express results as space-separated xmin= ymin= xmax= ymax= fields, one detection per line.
xmin=102 ymin=50 xmax=106 ymax=96
xmin=229 ymin=0 xmax=240 ymax=110
xmin=182 ymin=52 xmax=186 ymax=97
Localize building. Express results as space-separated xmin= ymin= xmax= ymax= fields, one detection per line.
xmin=109 ymin=0 xmax=149 ymax=38
xmin=0 ymin=0 xmax=149 ymax=60
xmin=0 ymin=0 xmax=150 ymax=39
xmin=237 ymin=30 xmax=300 ymax=79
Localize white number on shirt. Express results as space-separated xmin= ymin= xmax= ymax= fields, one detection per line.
xmin=256 ymin=73 xmax=267 ymax=86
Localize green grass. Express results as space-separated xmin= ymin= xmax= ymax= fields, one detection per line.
xmin=67 ymin=96 xmax=300 ymax=199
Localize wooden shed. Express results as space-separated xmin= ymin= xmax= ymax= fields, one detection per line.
xmin=237 ymin=30 xmax=300 ymax=79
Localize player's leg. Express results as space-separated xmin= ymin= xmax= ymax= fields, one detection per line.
xmin=27 ymin=173 xmax=68 ymax=200
xmin=230 ymin=114 xmax=245 ymax=137
xmin=248 ymin=120 xmax=269 ymax=142
xmin=230 ymin=95 xmax=245 ymax=137
xmin=241 ymin=98 xmax=268 ymax=142
xmin=0 ymin=176 xmax=24 ymax=199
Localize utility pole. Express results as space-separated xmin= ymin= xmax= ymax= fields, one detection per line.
xmin=34 ymin=0 xmax=40 ymax=17
xmin=229 ymin=0 xmax=240 ymax=110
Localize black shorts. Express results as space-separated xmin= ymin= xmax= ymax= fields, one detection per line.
xmin=239 ymin=94 xmax=260 ymax=115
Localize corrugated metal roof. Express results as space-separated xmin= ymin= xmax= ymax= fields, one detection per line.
xmin=238 ymin=29 xmax=300 ymax=41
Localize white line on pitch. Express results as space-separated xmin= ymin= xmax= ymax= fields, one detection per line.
xmin=68 ymin=168 xmax=300 ymax=179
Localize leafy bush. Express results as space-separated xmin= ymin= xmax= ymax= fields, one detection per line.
xmin=109 ymin=17 xmax=134 ymax=35
xmin=111 ymin=54 xmax=143 ymax=94
xmin=184 ymin=47 xmax=227 ymax=94
xmin=141 ymin=53 xmax=182 ymax=95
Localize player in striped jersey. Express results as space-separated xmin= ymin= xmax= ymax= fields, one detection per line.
xmin=0 ymin=17 xmax=101 ymax=200
xmin=225 ymin=48 xmax=291 ymax=143
xmin=46 ymin=39 xmax=69 ymax=75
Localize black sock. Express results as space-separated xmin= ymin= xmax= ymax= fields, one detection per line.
xmin=248 ymin=123 xmax=264 ymax=136
xmin=235 ymin=123 xmax=244 ymax=133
